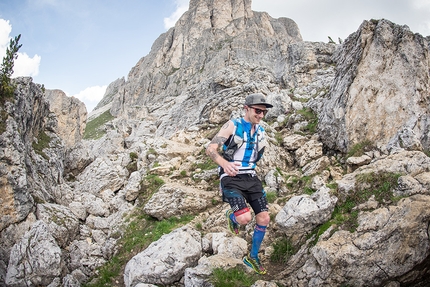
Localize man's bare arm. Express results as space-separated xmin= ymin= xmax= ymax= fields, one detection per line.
xmin=206 ymin=121 xmax=232 ymax=163
xmin=207 ymin=135 xmax=228 ymax=162
xmin=206 ymin=120 xmax=239 ymax=176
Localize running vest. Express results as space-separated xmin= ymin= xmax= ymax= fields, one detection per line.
xmin=222 ymin=118 xmax=267 ymax=170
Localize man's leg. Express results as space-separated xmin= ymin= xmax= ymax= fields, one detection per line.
xmin=223 ymin=189 xmax=252 ymax=234
xmin=243 ymin=196 xmax=269 ymax=274
xmin=250 ymin=211 xmax=270 ymax=258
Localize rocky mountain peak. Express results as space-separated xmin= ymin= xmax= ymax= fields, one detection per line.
xmin=187 ymin=0 xmax=253 ymax=30
xmin=105 ymin=0 xmax=302 ymax=137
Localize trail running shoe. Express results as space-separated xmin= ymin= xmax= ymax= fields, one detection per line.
xmin=243 ymin=255 xmax=267 ymax=275
xmin=225 ymin=209 xmax=239 ymax=235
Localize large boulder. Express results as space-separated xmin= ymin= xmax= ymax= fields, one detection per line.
xmin=5 ymin=221 xmax=63 ymax=287
xmin=287 ymin=194 xmax=430 ymax=286
xmin=124 ymin=226 xmax=202 ymax=286
xmin=143 ymin=183 xmax=218 ymax=220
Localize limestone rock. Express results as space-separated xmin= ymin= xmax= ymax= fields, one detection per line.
xmin=124 ymin=226 xmax=202 ymax=286
xmin=75 ymin=157 xmax=128 ymax=195
xmin=313 ymin=19 xmax=430 ymax=153
xmin=288 ymin=194 xmax=430 ymax=286
xmin=36 ymin=203 xmax=80 ymax=248
xmin=337 ymin=151 xmax=430 ymax=199
xmin=124 ymin=171 xmax=142 ymax=201
xmin=143 ymin=183 xmax=217 ymax=220
xmin=45 ymin=89 xmax=87 ymax=148
xmin=295 ymin=139 xmax=323 ymax=167
xmin=5 ymin=221 xmax=63 ymax=287
xmin=2 ymin=0 xmax=430 ymax=285
xmin=211 ymin=232 xmax=248 ymax=259
xmin=1 ymin=78 xmax=53 ymax=231
xmin=96 ymin=0 xmax=302 ymax=138
xmin=276 ymin=186 xmax=338 ymax=237
xmin=184 ymin=254 xmax=245 ymax=287
xmin=283 ymin=134 xmax=308 ymax=151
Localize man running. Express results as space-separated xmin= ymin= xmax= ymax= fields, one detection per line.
xmin=206 ymin=93 xmax=272 ymax=274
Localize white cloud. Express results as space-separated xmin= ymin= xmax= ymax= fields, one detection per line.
xmin=410 ymin=0 xmax=430 ymax=35
xmin=13 ymin=53 xmax=41 ymax=77
xmin=411 ymin=0 xmax=430 ymax=10
xmin=164 ymin=0 xmax=189 ymax=29
xmin=0 ymin=19 xmax=12 ymax=55
xmin=0 ymin=18 xmax=41 ymax=78
xmin=69 ymin=85 xmax=107 ymax=112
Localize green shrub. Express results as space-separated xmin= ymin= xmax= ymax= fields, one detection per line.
xmin=303 ymin=186 xmax=316 ymax=195
xmin=126 ymin=152 xmax=139 ymax=174
xmin=308 ymin=220 xmax=335 ymax=246
xmin=353 ymin=172 xmax=402 ymax=204
xmin=126 ymin=161 xmax=138 ymax=174
xmin=1 ymin=34 xmax=21 ymax=101
xmin=211 ymin=197 xmax=220 ymax=205
xmin=274 ymin=132 xmax=283 ymax=145
xmin=191 ymin=159 xmax=218 ymax=171
xmin=286 ymin=175 xmax=313 ymax=193
xmin=129 ymin=152 xmax=138 ymax=161
xmin=147 ymin=147 xmax=157 ymax=155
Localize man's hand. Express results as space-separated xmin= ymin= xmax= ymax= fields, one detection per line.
xmin=222 ymin=161 xmax=241 ymax=176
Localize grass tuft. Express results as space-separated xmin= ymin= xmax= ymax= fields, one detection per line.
xmin=296 ymin=108 xmax=318 ymax=134
xmin=83 ymin=110 xmax=115 ymax=140
xmin=347 ymin=140 xmax=372 ymax=158
xmin=270 ymin=236 xmax=297 ymax=263
xmin=32 ymin=130 xmax=51 ymax=160
xmin=210 ymin=266 xmax=258 ymax=287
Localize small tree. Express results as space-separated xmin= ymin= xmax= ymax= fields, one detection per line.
xmin=0 ymin=34 xmax=22 ymax=100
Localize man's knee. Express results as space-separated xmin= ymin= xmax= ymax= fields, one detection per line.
xmin=235 ymin=209 xmax=252 ymax=225
xmin=256 ymin=211 xmax=270 ymax=226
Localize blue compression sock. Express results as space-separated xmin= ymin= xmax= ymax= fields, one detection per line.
xmin=229 ymin=212 xmax=238 ymax=224
xmin=250 ymin=224 xmax=267 ymax=258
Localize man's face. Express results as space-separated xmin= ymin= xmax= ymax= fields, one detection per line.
xmin=245 ymin=104 xmax=268 ymax=124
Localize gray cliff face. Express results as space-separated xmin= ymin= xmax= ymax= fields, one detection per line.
xmin=1 ymin=0 xmax=430 ymax=286
xmin=312 ymin=19 xmax=430 ymax=153
xmin=105 ymin=0 xmax=302 ymax=137
xmin=0 ymin=78 xmax=53 ymax=232
xmin=44 ymin=89 xmax=87 ymax=148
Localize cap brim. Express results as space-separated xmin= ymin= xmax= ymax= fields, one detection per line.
xmin=247 ymin=102 xmax=273 ymax=108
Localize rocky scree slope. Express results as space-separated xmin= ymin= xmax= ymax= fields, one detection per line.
xmin=1 ymin=0 xmax=430 ymax=286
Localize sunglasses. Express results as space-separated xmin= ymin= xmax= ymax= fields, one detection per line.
xmin=249 ymin=106 xmax=268 ymax=115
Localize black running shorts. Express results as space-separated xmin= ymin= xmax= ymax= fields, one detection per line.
xmin=221 ymin=174 xmax=268 ymax=215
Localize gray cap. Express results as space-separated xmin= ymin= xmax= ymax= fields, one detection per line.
xmin=244 ymin=93 xmax=273 ymax=108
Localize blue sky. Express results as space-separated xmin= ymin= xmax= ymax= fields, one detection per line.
xmin=1 ymin=0 xmax=429 ymax=112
